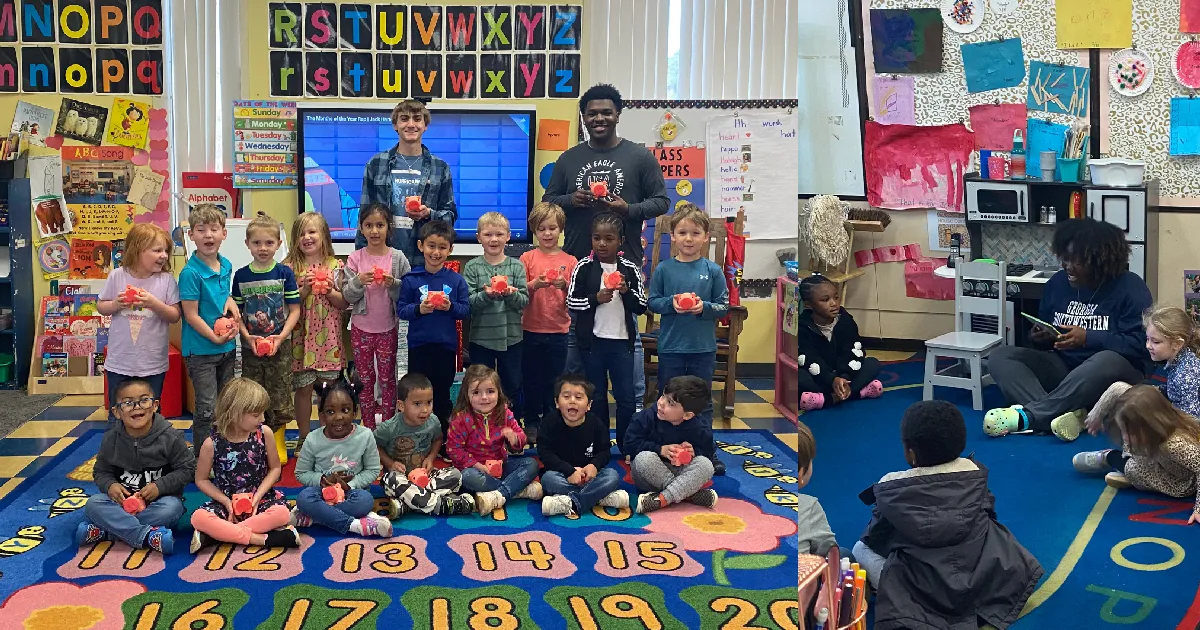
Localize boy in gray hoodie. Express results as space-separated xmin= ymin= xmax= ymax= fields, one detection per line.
xmin=76 ymin=378 xmax=196 ymax=554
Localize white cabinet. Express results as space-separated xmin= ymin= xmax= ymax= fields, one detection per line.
xmin=1085 ymin=188 xmax=1155 ymax=284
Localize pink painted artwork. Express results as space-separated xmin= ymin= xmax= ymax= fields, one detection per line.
xmin=872 ymin=76 xmax=916 ymax=125
xmin=865 ymin=121 xmax=975 ymax=212
xmin=968 ymin=103 xmax=1027 ymax=151
xmin=1175 ymin=40 xmax=1200 ymax=89
xmin=1184 ymin=0 xmax=1200 ymax=33
xmin=905 ymin=258 xmax=955 ymax=300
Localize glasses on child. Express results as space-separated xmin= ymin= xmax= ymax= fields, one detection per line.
xmin=114 ymin=396 xmax=156 ymax=411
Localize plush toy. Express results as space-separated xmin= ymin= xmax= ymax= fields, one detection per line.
xmin=231 ymin=493 xmax=255 ymax=517
xmin=426 ymin=291 xmax=448 ymax=308
xmin=543 ymin=267 xmax=560 ymax=282
xmin=254 ymin=337 xmax=274 ymax=357
xmin=122 ymin=495 xmax=146 ymax=514
xmin=309 ymin=266 xmax=330 ymax=295
xmin=322 ymin=484 xmax=345 ymax=505
xmin=590 ymin=181 xmax=608 ymax=197
xmin=407 ymin=468 xmax=430 ymax=488
xmin=372 ymin=266 xmax=385 ymax=285
xmin=213 ymin=317 xmax=236 ymax=337
xmin=405 ymin=195 xmax=422 ymax=213
xmin=485 ymin=459 xmax=503 ymax=478
xmin=675 ymin=293 xmax=699 ymax=311
xmin=120 ymin=285 xmax=141 ymax=304
xmin=603 ymin=271 xmax=623 ymax=290
xmin=490 ymin=275 xmax=509 ymax=292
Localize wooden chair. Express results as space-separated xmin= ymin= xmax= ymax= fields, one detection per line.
xmin=641 ymin=211 xmax=749 ymax=418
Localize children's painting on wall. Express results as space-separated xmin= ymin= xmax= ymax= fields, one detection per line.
xmin=870 ymin=8 xmax=944 ymax=73
xmin=1185 ymin=0 xmax=1200 ymax=33
xmin=872 ymin=76 xmax=915 ymax=125
xmin=1027 ymin=61 xmax=1090 ymax=117
xmin=864 ymin=121 xmax=974 ymax=212
xmin=28 ymin=155 xmax=73 ymax=239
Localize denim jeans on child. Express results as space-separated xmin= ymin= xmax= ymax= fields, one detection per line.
xmin=584 ymin=338 xmax=635 ymax=451
xmin=460 ymin=457 xmax=538 ymax=500
xmin=521 ymin=332 xmax=567 ymax=432
xmin=105 ymin=371 xmax=167 ymax=431
xmin=296 ymin=486 xmax=375 ymax=534
xmin=84 ymin=494 xmax=185 ymax=549
xmin=184 ymin=350 xmax=235 ymax=457
xmin=469 ymin=342 xmax=523 ymax=421
xmin=540 ymin=467 xmax=621 ymax=514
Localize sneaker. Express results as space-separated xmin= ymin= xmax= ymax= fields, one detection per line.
xmin=524 ymin=426 xmax=539 ymax=447
xmin=293 ymin=435 xmax=306 ymax=456
xmin=189 ymin=529 xmax=216 ymax=554
xmin=75 ymin=521 xmax=108 ymax=546
xmin=598 ymin=490 xmax=630 ymax=509
xmin=635 ymin=493 xmax=665 ymax=514
xmin=684 ymin=489 xmax=719 ymax=508
xmin=288 ymin=506 xmax=313 ymax=528
xmin=983 ymin=406 xmax=1024 ymax=437
xmin=439 ymin=493 xmax=476 ymax=516
xmin=514 ymin=480 xmax=543 ymax=501
xmin=388 ymin=498 xmax=407 ymax=519
xmin=357 ymin=513 xmax=393 ymax=537
xmin=541 ymin=495 xmax=574 ymax=516
xmin=475 ymin=490 xmax=506 ymax=515
xmin=1051 ymin=409 xmax=1087 ymax=442
xmin=145 ymin=527 xmax=174 ymax=555
xmin=1105 ymin=471 xmax=1132 ymax=489
xmin=1072 ymin=449 xmax=1113 ymax=474
xmin=264 ymin=526 xmax=301 ymax=548
xmin=713 ymin=455 xmax=726 ymax=476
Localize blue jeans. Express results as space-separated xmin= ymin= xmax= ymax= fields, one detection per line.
xmin=84 ymin=494 xmax=185 ymax=548
xmin=469 ymin=342 xmax=523 ymax=421
xmin=522 ymin=331 xmax=567 ymax=431
xmin=540 ymin=467 xmax=621 ymax=513
xmin=296 ymin=486 xmax=375 ymax=534
xmin=569 ymin=319 xmax=644 ymax=412
xmin=584 ymin=338 xmax=635 ymax=451
xmin=185 ymin=350 xmax=235 ymax=457
xmin=106 ymin=371 xmax=167 ymax=430
xmin=460 ymin=457 xmax=538 ymax=500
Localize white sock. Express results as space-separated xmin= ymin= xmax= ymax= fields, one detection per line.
xmin=348 ymin=518 xmax=364 ymax=535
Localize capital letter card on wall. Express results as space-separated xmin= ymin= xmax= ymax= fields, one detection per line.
xmin=376 ymin=4 xmax=406 ymax=50
xmin=447 ymin=6 xmax=478 ymax=51
xmin=338 ymin=3 xmax=371 ymax=50
xmin=303 ymin=2 xmax=337 ymax=49
xmin=411 ymin=5 xmax=443 ymax=51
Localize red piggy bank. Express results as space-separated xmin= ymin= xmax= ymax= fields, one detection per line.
xmin=490 ymin=275 xmax=509 ymax=292
xmin=309 ymin=267 xmax=330 ymax=295
xmin=485 ymin=460 xmax=503 ymax=478
xmin=322 ymin=484 xmax=345 ymax=505
xmin=254 ymin=337 xmax=274 ymax=357
xmin=407 ymin=468 xmax=430 ymax=488
xmin=543 ymin=267 xmax=560 ymax=282
xmin=427 ymin=291 xmax=447 ymax=308
xmin=671 ymin=448 xmax=693 ymax=466
xmin=372 ymin=266 xmax=385 ymax=285
xmin=603 ymin=271 xmax=623 ymax=290
xmin=405 ymin=195 xmax=422 ymax=213
xmin=231 ymin=493 xmax=255 ymax=516
xmin=590 ymin=181 xmax=609 ymax=198
xmin=676 ymin=293 xmax=698 ymax=311
xmin=121 ymin=285 xmax=141 ymax=304
xmin=213 ymin=317 xmax=235 ymax=337
xmin=123 ymin=495 xmax=146 ymax=514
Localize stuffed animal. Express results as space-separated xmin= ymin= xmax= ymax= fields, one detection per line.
xmin=544 ymin=267 xmax=560 ymax=282
xmin=120 ymin=285 xmax=141 ymax=305
xmin=309 ymin=266 xmax=331 ymax=295
xmin=372 ymin=266 xmax=385 ymax=285
xmin=485 ymin=460 xmax=503 ymax=477
xmin=254 ymin=337 xmax=274 ymax=357
xmin=426 ymin=291 xmax=448 ymax=308
xmin=213 ymin=317 xmax=236 ymax=337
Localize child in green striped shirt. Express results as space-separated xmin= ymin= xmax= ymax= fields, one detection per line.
xmin=463 ymin=212 xmax=530 ymax=425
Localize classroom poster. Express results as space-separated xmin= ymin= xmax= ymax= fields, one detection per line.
xmin=61 ymin=145 xmax=138 ymax=240
xmin=232 ymin=100 xmax=299 ymax=188
xmin=864 ymin=121 xmax=974 ymax=212
xmin=705 ymin=112 xmax=798 ymax=239
xmin=645 ymin=146 xmax=706 ymax=268
xmin=927 ymin=210 xmax=970 ymax=252
xmin=8 ymin=101 xmax=55 ymax=145
xmin=103 ymin=99 xmax=152 ymax=149
xmin=181 ymin=172 xmax=240 ymax=217
xmin=55 ymin=99 xmax=110 ymax=146
xmin=28 ymin=154 xmax=72 ymax=239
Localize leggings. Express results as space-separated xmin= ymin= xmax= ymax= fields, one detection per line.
xmin=797 ymin=357 xmax=882 ymax=399
xmin=190 ymin=505 xmax=291 ymax=546
xmin=351 ymin=326 xmax=398 ymax=428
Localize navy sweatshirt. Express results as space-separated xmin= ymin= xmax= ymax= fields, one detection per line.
xmin=397 ymin=266 xmax=471 ymax=350
xmin=622 ymin=407 xmax=715 ymax=459
xmin=1038 ymin=269 xmax=1152 ymax=372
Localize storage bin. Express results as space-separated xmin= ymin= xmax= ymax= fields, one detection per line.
xmin=1088 ymin=158 xmax=1146 ymax=187
xmin=0 ymin=354 xmax=14 ymax=382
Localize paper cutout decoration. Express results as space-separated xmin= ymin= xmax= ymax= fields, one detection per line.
xmin=961 ymin=39 xmax=1026 ymax=93
xmin=1170 ymin=97 xmax=1200 ymax=155
xmin=655 ymin=111 xmax=686 ymax=142
xmin=1185 ymin=0 xmax=1200 ymax=33
xmin=1026 ymin=118 xmax=1070 ymax=172
xmin=1055 ymin=0 xmax=1132 ymax=49
xmin=536 ymin=119 xmax=570 ymax=151
xmin=1175 ymin=41 xmax=1200 ymax=89
xmin=940 ymin=0 xmax=985 ymax=34
xmin=870 ymin=9 xmax=944 ymax=73
xmin=1109 ymin=48 xmax=1153 ymax=97
xmin=969 ymin=103 xmax=1027 ymax=151
xmin=1027 ymin=61 xmax=1089 ymax=117
xmin=906 ymin=258 xmax=955 ymax=300
xmin=864 ymin=121 xmax=975 ymax=212
xmin=990 ymin=0 xmax=1020 ymax=15
xmin=871 ymin=76 xmax=916 ymax=125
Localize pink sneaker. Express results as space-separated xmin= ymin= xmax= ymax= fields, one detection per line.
xmin=859 ymin=380 xmax=883 ymax=399
xmin=800 ymin=392 xmax=824 ymax=411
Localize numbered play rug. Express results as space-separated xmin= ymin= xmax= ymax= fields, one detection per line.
xmin=0 ymin=429 xmax=799 ymax=629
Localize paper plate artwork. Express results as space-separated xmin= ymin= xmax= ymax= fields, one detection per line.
xmin=1109 ymin=48 xmax=1153 ymax=97
xmin=989 ymin=0 xmax=1018 ymax=15
xmin=1174 ymin=40 xmax=1200 ymax=89
xmin=941 ymin=0 xmax=985 ymax=34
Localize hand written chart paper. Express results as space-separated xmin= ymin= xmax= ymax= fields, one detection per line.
xmin=704 ymin=113 xmax=798 ymax=240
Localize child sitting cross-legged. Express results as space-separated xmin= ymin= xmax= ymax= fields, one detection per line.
xmin=537 ymin=374 xmax=630 ymax=516
xmin=377 ymin=373 xmax=476 ymax=517
xmin=77 ymin=378 xmax=196 ymax=554
xmin=291 ymin=377 xmax=393 ymax=537
xmin=623 ymin=376 xmax=719 ymax=514
xmin=853 ymin=400 xmax=1042 ymax=629
xmin=447 ymin=364 xmax=543 ymax=516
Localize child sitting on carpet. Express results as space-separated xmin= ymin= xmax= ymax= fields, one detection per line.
xmin=291 ymin=377 xmax=392 ymax=537
xmin=377 ymin=373 xmax=476 ymax=517
xmin=537 ymin=374 xmax=629 ymax=516
xmin=796 ymin=274 xmax=882 ymax=411
xmin=1076 ymin=306 xmax=1200 ymax=442
xmin=623 ymin=376 xmax=718 ymax=514
xmin=447 ymin=364 xmax=542 ymax=516
xmin=853 ymin=400 xmax=1042 ymax=629
xmin=190 ymin=378 xmax=299 ymax=553
xmin=1073 ymin=385 xmax=1200 ymax=523
xmin=795 ymin=421 xmax=837 ymax=556
xmin=77 ymin=378 xmax=195 ymax=554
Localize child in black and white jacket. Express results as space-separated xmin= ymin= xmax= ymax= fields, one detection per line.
xmin=796 ymin=274 xmax=882 ymax=411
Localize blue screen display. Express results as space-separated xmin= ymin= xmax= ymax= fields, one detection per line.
xmin=298 ymin=108 xmax=534 ymax=241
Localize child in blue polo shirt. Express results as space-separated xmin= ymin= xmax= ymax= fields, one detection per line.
xmin=179 ymin=203 xmax=240 ymax=457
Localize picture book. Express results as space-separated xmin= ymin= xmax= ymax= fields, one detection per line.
xmin=40 ymin=296 xmax=69 ymax=320
xmin=42 ymin=353 xmax=67 ymax=377
xmin=44 ymin=315 xmax=69 ymax=336
xmin=90 ymin=352 xmax=105 ymax=376
xmin=68 ymin=316 xmax=102 ymax=336
xmin=9 ymin=101 xmax=54 ymax=146
xmin=103 ymin=98 xmax=151 ymax=149
xmin=63 ymin=336 xmax=97 ymax=358
xmin=69 ymin=239 xmax=113 ymax=280
xmin=111 ymin=239 xmax=125 ymax=269
xmin=73 ymin=295 xmax=99 ymax=316
xmin=95 ymin=329 xmax=109 ymax=354
xmin=39 ymin=336 xmax=63 ymax=355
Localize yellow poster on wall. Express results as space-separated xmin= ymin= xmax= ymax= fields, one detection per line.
xmin=104 ymin=99 xmax=152 ymax=149
xmin=1055 ymin=0 xmax=1132 ymax=49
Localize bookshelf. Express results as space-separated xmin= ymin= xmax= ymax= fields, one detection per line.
xmin=0 ymin=162 xmax=36 ymax=388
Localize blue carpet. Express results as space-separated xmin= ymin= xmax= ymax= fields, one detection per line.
xmin=804 ymin=358 xmax=1200 ymax=628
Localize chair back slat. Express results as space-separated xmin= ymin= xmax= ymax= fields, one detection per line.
xmin=953 ymin=259 xmax=1008 ymax=336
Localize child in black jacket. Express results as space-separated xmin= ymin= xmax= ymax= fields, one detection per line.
xmin=797 ymin=274 xmax=882 ymax=411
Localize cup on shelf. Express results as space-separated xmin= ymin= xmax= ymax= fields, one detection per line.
xmin=1057 ymin=158 xmax=1082 ymax=183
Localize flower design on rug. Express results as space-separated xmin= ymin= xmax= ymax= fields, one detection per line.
xmin=0 ymin=579 xmax=146 ymax=629
xmin=645 ymin=498 xmax=797 ymax=553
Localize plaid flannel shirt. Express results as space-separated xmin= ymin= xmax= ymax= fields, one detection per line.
xmin=358 ymin=144 xmax=457 ymax=266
